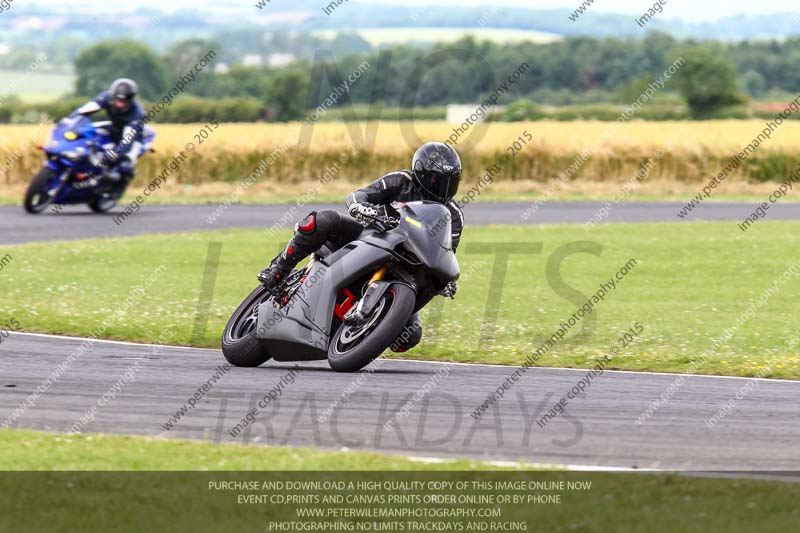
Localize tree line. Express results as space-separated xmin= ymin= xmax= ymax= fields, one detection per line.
xmin=9 ymin=32 xmax=800 ymax=122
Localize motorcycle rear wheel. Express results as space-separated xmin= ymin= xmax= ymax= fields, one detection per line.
xmin=89 ymin=196 xmax=118 ymax=213
xmin=222 ymin=286 xmax=274 ymax=367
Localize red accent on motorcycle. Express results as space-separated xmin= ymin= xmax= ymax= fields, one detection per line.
xmin=299 ymin=215 xmax=316 ymax=232
xmin=76 ymin=173 xmax=87 ymax=181
xmin=334 ymin=288 xmax=357 ymax=321
xmin=287 ymin=246 xmax=294 ymax=256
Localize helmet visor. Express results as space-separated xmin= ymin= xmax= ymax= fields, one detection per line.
xmin=111 ymin=94 xmax=133 ymax=112
xmin=424 ymin=171 xmax=460 ymax=202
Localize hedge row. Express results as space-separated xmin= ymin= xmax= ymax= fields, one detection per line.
xmin=3 ymin=96 xmax=795 ymax=125
xmin=0 ymin=97 xmax=271 ymax=124
xmin=0 ymin=98 xmax=448 ymax=124
xmin=489 ymin=100 xmax=800 ymax=122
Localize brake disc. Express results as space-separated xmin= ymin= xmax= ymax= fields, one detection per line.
xmin=340 ymin=298 xmax=387 ymax=345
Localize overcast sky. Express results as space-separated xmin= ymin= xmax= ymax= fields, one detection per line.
xmin=366 ymin=0 xmax=800 ymax=21
xmin=22 ymin=0 xmax=800 ymax=22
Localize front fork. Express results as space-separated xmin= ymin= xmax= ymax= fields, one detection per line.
xmin=344 ymin=265 xmax=391 ymax=326
xmin=46 ymin=168 xmax=71 ymax=199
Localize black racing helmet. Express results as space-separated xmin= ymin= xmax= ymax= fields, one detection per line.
xmin=411 ymin=142 xmax=462 ymax=203
xmin=109 ymin=78 xmax=138 ymax=112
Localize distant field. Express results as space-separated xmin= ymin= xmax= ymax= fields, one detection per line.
xmin=2 ymin=121 xmax=800 ymax=199
xmin=0 ymin=70 xmax=74 ymax=102
xmin=314 ymin=27 xmax=562 ymax=45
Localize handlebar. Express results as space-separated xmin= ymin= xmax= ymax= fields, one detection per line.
xmin=365 ymin=215 xmax=400 ymax=233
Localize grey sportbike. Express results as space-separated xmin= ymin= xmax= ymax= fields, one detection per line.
xmin=222 ymin=201 xmax=460 ymax=372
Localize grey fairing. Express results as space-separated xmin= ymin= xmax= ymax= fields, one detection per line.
xmin=398 ymin=203 xmax=460 ymax=283
xmin=256 ymin=241 xmax=394 ymax=360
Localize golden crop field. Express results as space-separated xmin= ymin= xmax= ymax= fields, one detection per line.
xmin=1 ymin=120 xmax=798 ymax=192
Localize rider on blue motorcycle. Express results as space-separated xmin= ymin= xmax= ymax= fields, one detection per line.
xmin=70 ymin=78 xmax=145 ymax=199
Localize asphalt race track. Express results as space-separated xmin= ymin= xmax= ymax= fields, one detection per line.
xmin=2 ymin=201 xmax=800 ymax=245
xmin=2 ymin=332 xmax=798 ymax=471
xmin=2 ymin=202 xmax=799 ymax=471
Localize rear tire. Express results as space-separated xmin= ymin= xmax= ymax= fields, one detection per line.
xmin=24 ymin=167 xmax=58 ymax=214
xmin=222 ymin=286 xmax=274 ymax=367
xmin=328 ymin=283 xmax=416 ymax=373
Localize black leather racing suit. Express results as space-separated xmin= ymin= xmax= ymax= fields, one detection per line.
xmin=272 ymin=170 xmax=464 ymax=352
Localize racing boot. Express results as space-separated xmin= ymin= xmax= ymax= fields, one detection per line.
xmin=257 ymin=236 xmax=313 ymax=292
xmin=257 ymin=256 xmax=293 ymax=293
xmin=258 ymin=212 xmax=328 ymax=291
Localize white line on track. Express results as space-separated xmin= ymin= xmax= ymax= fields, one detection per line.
xmin=10 ymin=331 xmax=220 ymax=353
xmin=407 ymin=456 xmax=647 ymax=472
xmin=10 ymin=331 xmax=800 ymax=385
xmin=406 ymin=456 xmax=800 ymax=481
xmin=400 ymin=358 xmax=800 ymax=384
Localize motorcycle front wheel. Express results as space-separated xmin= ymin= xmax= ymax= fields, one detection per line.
xmin=328 ymin=283 xmax=416 ymax=372
xmin=24 ymin=167 xmax=58 ymax=214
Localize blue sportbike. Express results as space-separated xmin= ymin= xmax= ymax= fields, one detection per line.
xmin=24 ymin=115 xmax=156 ymax=214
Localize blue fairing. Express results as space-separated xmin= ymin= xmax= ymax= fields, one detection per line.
xmin=38 ymin=116 xmax=156 ymax=205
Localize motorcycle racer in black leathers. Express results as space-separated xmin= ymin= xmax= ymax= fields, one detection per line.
xmin=258 ymin=142 xmax=464 ymax=352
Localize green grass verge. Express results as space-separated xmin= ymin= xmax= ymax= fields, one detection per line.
xmin=0 ymin=429 xmax=486 ymax=471
xmin=1 ymin=223 xmax=799 ymax=378
xmin=1 ymin=430 xmax=798 ymax=532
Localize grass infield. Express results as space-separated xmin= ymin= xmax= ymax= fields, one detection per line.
xmin=0 ymin=429 xmax=798 ymax=532
xmin=1 ymin=223 xmax=798 ymax=378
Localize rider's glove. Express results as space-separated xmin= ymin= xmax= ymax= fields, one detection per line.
xmin=349 ymin=202 xmax=395 ymax=225
xmin=100 ymin=150 xmax=119 ymax=167
xmin=439 ymin=281 xmax=458 ymax=299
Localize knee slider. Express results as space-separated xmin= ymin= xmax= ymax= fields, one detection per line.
xmin=311 ymin=209 xmax=340 ymax=234
xmin=391 ymin=318 xmax=423 ymax=352
xmin=296 ymin=211 xmax=318 ymax=235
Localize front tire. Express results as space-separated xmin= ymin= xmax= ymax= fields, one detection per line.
xmin=89 ymin=196 xmax=117 ymax=213
xmin=328 ymin=283 xmax=416 ymax=372
xmin=222 ymin=286 xmax=274 ymax=367
xmin=24 ymin=167 xmax=58 ymax=214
